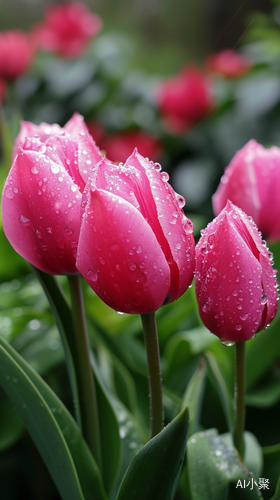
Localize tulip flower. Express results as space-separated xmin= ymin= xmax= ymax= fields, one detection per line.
xmin=31 ymin=1 xmax=102 ymax=58
xmin=2 ymin=115 xmax=103 ymax=275
xmin=206 ymin=49 xmax=252 ymax=79
xmin=156 ymin=65 xmax=213 ymax=134
xmin=195 ymin=201 xmax=278 ymax=343
xmin=0 ymin=30 xmax=34 ymax=81
xmin=213 ymin=140 xmax=280 ymax=243
xmin=76 ymin=150 xmax=195 ymax=314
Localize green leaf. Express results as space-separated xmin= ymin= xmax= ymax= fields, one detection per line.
xmin=110 ymin=399 xmax=146 ymax=498
xmin=31 ymin=267 xmax=81 ymax=425
xmin=205 ymin=352 xmax=234 ymax=432
xmin=187 ymin=429 xmax=263 ymax=500
xmin=181 ymin=358 xmax=206 ymax=435
xmin=91 ymin=353 xmax=122 ymax=496
xmin=263 ymin=443 xmax=280 ymax=496
xmin=0 ymin=386 xmax=24 ymax=451
xmin=116 ymin=407 xmax=189 ymax=500
xmin=0 ymin=335 xmax=107 ymax=500
xmin=164 ymin=327 xmax=217 ymax=393
xmin=222 ymin=432 xmax=263 ymax=480
xmin=246 ymin=315 xmax=280 ymax=390
xmin=271 ymin=475 xmax=280 ymax=500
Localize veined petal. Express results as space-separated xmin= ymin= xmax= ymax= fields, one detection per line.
xmin=76 ymin=187 xmax=170 ymax=314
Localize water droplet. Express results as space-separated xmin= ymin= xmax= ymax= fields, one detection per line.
xmin=220 ymin=339 xmax=235 ymax=347
xmin=235 ymin=324 xmax=242 ymax=331
xmin=86 ymin=268 xmax=98 ymax=282
xmin=129 ymin=262 xmax=137 ymax=271
xmin=39 ymin=144 xmax=47 ymax=154
xmin=51 ymin=165 xmax=60 ymax=174
xmin=47 ymin=226 xmax=53 ymax=234
xmin=154 ymin=162 xmax=162 ymax=171
xmin=117 ymin=311 xmax=124 ymax=315
xmin=19 ymin=215 xmax=31 ymax=226
xmin=160 ymin=171 xmax=169 ymax=182
xmin=5 ymin=188 xmax=14 ymax=199
xmin=240 ymin=313 xmax=249 ymax=321
xmin=31 ymin=167 xmax=39 ymax=174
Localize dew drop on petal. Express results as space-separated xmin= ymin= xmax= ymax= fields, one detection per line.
xmin=19 ymin=215 xmax=31 ymax=226
xmin=220 ymin=338 xmax=235 ymax=347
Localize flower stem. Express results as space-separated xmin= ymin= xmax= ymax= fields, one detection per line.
xmin=67 ymin=274 xmax=102 ymax=471
xmin=141 ymin=312 xmax=163 ymax=438
xmin=233 ymin=341 xmax=246 ymax=457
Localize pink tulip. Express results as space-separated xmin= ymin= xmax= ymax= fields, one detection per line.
xmin=213 ymin=140 xmax=280 ymax=243
xmin=0 ymin=30 xmax=34 ymax=81
xmin=206 ymin=49 xmax=252 ymax=79
xmin=195 ymin=201 xmax=278 ymax=343
xmin=76 ymin=150 xmax=195 ymax=314
xmin=157 ymin=65 xmax=213 ymax=134
xmin=31 ymin=1 xmax=102 ymax=58
xmin=2 ymin=115 xmax=102 ymax=275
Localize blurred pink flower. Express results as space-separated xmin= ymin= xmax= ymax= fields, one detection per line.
xmin=157 ymin=65 xmax=213 ymax=134
xmin=213 ymin=140 xmax=280 ymax=243
xmin=195 ymin=201 xmax=278 ymax=342
xmin=31 ymin=1 xmax=102 ymax=58
xmin=0 ymin=30 xmax=34 ymax=81
xmin=206 ymin=49 xmax=252 ymax=78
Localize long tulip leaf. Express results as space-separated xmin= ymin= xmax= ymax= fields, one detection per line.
xmin=116 ymin=407 xmax=189 ymax=500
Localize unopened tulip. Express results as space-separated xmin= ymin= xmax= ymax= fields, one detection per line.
xmin=76 ymin=150 xmax=195 ymax=314
xmin=2 ymin=116 xmax=102 ymax=275
xmin=213 ymin=140 xmax=280 ymax=243
xmin=157 ymin=65 xmax=213 ymax=134
xmin=206 ymin=49 xmax=252 ymax=78
xmin=195 ymin=201 xmax=278 ymax=342
xmin=0 ymin=30 xmax=34 ymax=81
xmin=31 ymin=1 xmax=102 ymax=58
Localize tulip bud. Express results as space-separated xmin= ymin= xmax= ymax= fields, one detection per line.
xmin=76 ymin=150 xmax=195 ymax=314
xmin=195 ymin=201 xmax=278 ymax=343
xmin=213 ymin=140 xmax=280 ymax=243
xmin=2 ymin=115 xmax=102 ymax=275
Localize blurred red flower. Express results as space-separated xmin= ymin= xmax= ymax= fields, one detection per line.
xmin=31 ymin=1 xmax=102 ymax=58
xmin=206 ymin=49 xmax=252 ymax=78
xmin=157 ymin=65 xmax=213 ymax=134
xmin=101 ymin=130 xmax=162 ymax=163
xmin=0 ymin=30 xmax=34 ymax=81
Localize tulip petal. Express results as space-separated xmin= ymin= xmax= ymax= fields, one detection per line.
xmin=76 ymin=187 xmax=170 ymax=314
xmin=2 ymin=149 xmax=81 ymax=274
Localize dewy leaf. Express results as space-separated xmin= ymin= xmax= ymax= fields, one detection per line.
xmin=187 ymin=429 xmax=263 ymax=500
xmin=205 ymin=352 xmax=234 ymax=432
xmin=91 ymin=353 xmax=122 ymax=496
xmin=116 ymin=407 xmax=189 ymax=500
xmin=0 ymin=335 xmax=107 ymax=500
xmin=181 ymin=358 xmax=206 ymax=435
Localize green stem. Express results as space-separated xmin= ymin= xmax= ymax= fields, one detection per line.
xmin=233 ymin=341 xmax=246 ymax=457
xmin=141 ymin=312 xmax=163 ymax=438
xmin=67 ymin=274 xmax=102 ymax=471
